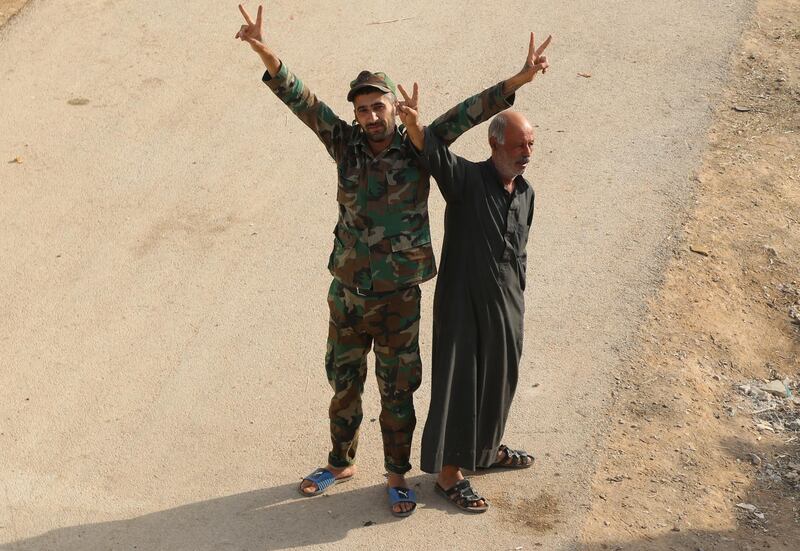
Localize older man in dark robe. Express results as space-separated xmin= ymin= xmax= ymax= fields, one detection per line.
xmin=398 ymin=43 xmax=549 ymax=509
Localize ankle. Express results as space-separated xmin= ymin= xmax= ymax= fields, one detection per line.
xmin=328 ymin=464 xmax=354 ymax=477
xmin=386 ymin=472 xmax=406 ymax=484
xmin=438 ymin=466 xmax=463 ymax=484
xmin=441 ymin=465 xmax=461 ymax=476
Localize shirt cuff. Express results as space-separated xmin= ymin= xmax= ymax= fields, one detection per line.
xmin=406 ymin=131 xmax=424 ymax=157
xmin=261 ymin=61 xmax=287 ymax=84
xmin=495 ymin=81 xmax=516 ymax=107
xmin=419 ymin=126 xmax=446 ymax=162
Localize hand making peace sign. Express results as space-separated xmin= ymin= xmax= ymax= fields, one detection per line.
xmin=520 ymin=32 xmax=552 ymax=82
xmin=235 ymin=3 xmax=266 ymax=53
xmin=396 ymin=82 xmax=420 ymax=127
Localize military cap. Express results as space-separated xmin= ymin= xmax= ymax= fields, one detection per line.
xmin=347 ymin=70 xmax=397 ymax=102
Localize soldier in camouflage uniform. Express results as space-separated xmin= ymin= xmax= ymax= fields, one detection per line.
xmin=236 ymin=3 xmax=546 ymax=516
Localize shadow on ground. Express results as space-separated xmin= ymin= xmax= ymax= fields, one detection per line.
xmin=3 ymin=437 xmax=797 ymax=550
xmin=0 ymin=474 xmax=469 ymax=551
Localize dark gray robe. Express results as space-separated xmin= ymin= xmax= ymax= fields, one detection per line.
xmin=419 ymin=129 xmax=535 ymax=473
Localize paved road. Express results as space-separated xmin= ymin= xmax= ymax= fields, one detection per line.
xmin=0 ymin=1 xmax=752 ymax=549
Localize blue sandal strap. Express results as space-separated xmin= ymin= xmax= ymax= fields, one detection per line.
xmin=303 ymin=468 xmax=336 ymax=492
xmin=388 ymin=486 xmax=417 ymax=505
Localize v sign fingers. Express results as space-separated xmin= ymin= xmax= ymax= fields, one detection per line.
xmin=398 ymin=83 xmax=412 ymax=103
xmin=528 ymin=32 xmax=536 ymax=61
xmin=503 ymin=31 xmax=553 ymax=94
xmin=236 ymin=3 xmax=266 ymax=51
xmin=522 ymin=32 xmax=553 ymax=77
xmin=238 ymin=3 xmax=254 ymax=25
xmin=398 ymin=82 xmax=420 ymax=110
xmin=535 ymin=35 xmax=552 ymax=57
xmin=400 ymin=83 xmax=420 ymax=110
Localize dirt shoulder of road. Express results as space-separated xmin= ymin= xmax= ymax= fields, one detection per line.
xmin=580 ymin=0 xmax=800 ymax=549
xmin=0 ymin=0 xmax=27 ymax=28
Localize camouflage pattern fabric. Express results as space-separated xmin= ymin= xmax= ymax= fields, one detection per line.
xmin=261 ymin=62 xmax=514 ymax=474
xmin=263 ymin=62 xmax=514 ymax=292
xmin=324 ymin=279 xmax=422 ymax=474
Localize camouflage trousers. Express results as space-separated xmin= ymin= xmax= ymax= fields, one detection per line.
xmin=325 ymin=279 xmax=422 ymax=475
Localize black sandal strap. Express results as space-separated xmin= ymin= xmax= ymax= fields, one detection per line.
xmin=499 ymin=445 xmax=518 ymax=465
xmin=446 ymin=480 xmax=485 ymax=507
xmin=497 ymin=445 xmax=532 ymax=466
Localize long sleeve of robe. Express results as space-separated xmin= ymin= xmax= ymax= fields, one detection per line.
xmin=419 ymin=128 xmax=536 ymax=472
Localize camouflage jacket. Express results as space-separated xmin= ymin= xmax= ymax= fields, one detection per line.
xmin=263 ymin=63 xmax=514 ymax=292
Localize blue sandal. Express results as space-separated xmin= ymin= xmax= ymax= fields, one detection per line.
xmin=387 ymin=486 xmax=417 ymax=517
xmin=298 ymin=467 xmax=352 ymax=497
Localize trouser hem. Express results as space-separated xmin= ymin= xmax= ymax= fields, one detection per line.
xmin=328 ymin=453 xmax=354 ymax=469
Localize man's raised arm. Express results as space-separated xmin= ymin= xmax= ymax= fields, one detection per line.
xmin=398 ymin=85 xmax=469 ymax=204
xmin=502 ymin=32 xmax=551 ymax=96
xmin=236 ymin=4 xmax=280 ymax=78
xmin=236 ymin=3 xmax=349 ymax=161
xmin=428 ymin=32 xmax=551 ymax=146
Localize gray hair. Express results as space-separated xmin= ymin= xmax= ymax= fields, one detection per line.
xmin=488 ymin=112 xmax=508 ymax=145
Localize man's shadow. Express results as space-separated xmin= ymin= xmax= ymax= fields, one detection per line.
xmin=1 ymin=474 xmax=461 ymax=551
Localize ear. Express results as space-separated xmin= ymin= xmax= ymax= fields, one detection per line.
xmin=489 ymin=136 xmax=498 ymax=151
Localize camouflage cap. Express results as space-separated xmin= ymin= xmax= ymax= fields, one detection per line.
xmin=347 ymin=71 xmax=397 ymax=102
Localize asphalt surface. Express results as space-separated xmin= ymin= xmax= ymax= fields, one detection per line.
xmin=0 ymin=1 xmax=753 ymax=549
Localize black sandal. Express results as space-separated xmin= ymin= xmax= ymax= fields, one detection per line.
xmin=435 ymin=479 xmax=489 ymax=513
xmin=487 ymin=444 xmax=534 ymax=469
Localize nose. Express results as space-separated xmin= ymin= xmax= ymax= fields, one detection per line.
xmin=522 ymin=142 xmax=532 ymax=155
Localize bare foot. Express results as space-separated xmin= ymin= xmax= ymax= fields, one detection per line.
xmin=386 ymin=473 xmax=415 ymax=515
xmin=299 ymin=464 xmax=356 ymax=495
xmin=437 ymin=465 xmax=486 ymax=509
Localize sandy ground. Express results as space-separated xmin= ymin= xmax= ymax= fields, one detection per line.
xmin=0 ymin=0 xmax=25 ymax=27
xmin=581 ymin=0 xmax=800 ymax=549
xmin=0 ymin=1 xmax=767 ymax=550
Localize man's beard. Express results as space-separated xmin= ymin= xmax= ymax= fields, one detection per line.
xmin=364 ymin=121 xmax=395 ymax=142
xmin=495 ymin=150 xmax=531 ymax=180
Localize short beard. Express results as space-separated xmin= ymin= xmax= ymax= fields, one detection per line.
xmin=365 ymin=121 xmax=395 ymax=142
xmin=495 ymin=152 xmax=529 ymax=180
